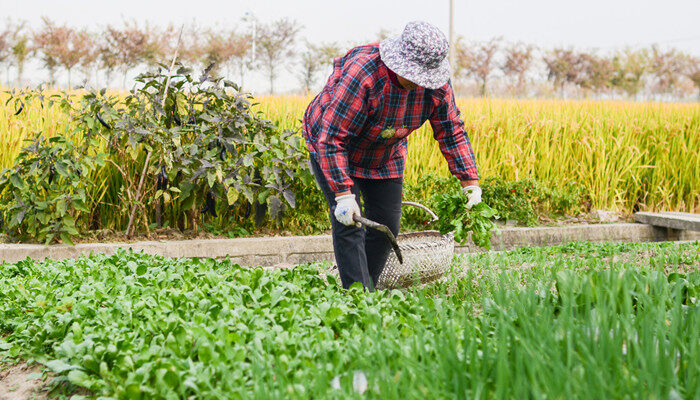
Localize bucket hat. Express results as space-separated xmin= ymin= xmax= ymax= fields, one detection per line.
xmin=379 ymin=21 xmax=451 ymax=89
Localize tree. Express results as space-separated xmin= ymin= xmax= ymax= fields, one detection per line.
xmin=650 ymin=45 xmax=686 ymax=96
xmin=77 ymin=30 xmax=99 ymax=87
xmin=501 ymin=42 xmax=534 ymax=96
xmin=97 ymin=31 xmax=119 ymax=88
xmin=53 ymin=26 xmax=91 ymax=88
xmin=610 ymin=48 xmax=649 ymax=99
xmin=682 ymin=56 xmax=700 ymax=99
xmin=178 ymin=25 xmax=205 ymax=68
xmin=227 ymin=32 xmax=253 ymax=87
xmin=255 ymin=18 xmax=301 ymax=94
xmin=10 ymin=20 xmax=31 ymax=87
xmin=140 ymin=23 xmax=168 ymax=69
xmin=104 ymin=21 xmax=153 ymax=88
xmin=455 ymin=37 xmax=501 ymax=96
xmin=298 ymin=41 xmax=342 ymax=93
xmin=0 ymin=22 xmax=11 ymax=86
xmin=201 ymin=28 xmax=248 ymax=79
xmin=573 ymin=51 xmax=614 ymax=95
xmin=543 ymin=48 xmax=579 ymax=96
xmin=33 ymin=17 xmax=63 ymax=85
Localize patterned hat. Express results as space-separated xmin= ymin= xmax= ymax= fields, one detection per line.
xmin=379 ymin=21 xmax=451 ymax=90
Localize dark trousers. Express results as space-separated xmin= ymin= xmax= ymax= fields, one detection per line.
xmin=309 ymin=156 xmax=402 ymax=291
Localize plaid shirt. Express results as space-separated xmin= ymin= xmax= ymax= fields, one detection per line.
xmin=302 ymin=43 xmax=478 ymax=194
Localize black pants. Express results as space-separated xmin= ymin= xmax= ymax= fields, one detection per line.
xmin=309 ymin=156 xmax=402 ymax=291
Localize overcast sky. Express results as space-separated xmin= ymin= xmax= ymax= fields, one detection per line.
xmin=3 ymin=0 xmax=700 ymax=92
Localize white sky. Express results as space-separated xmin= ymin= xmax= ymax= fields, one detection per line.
xmin=3 ymin=0 xmax=700 ymax=93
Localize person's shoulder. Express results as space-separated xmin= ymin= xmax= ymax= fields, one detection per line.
xmin=343 ymin=43 xmax=380 ymax=62
xmin=341 ymin=44 xmax=381 ymax=78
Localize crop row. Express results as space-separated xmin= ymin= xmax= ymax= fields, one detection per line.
xmin=1 ymin=240 xmax=698 ymax=398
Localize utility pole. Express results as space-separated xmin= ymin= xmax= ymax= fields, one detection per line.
xmin=449 ymin=0 xmax=456 ymax=75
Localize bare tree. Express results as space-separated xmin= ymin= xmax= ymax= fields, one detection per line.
xmin=543 ymin=48 xmax=579 ymax=96
xmin=455 ymin=37 xmax=501 ymax=96
xmin=501 ymin=42 xmax=534 ymax=96
xmin=610 ymin=48 xmax=649 ymax=99
xmin=255 ymin=18 xmax=301 ymax=94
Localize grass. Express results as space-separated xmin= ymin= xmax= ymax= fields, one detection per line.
xmin=1 ymin=240 xmax=698 ymax=399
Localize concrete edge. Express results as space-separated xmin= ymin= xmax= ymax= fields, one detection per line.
xmin=1 ymin=223 xmax=698 ymax=266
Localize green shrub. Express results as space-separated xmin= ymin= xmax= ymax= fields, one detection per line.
xmin=0 ymin=136 xmax=104 ymax=244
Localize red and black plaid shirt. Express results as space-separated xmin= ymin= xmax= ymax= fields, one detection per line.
xmin=302 ymin=43 xmax=478 ymax=194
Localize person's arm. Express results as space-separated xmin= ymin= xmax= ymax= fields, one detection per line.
xmin=428 ymin=81 xmax=479 ymax=186
xmin=316 ymin=59 xmax=370 ymax=197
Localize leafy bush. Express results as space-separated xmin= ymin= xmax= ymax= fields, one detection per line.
xmin=1 ymin=65 xmax=309 ymax=242
xmin=0 ymin=136 xmax=104 ymax=244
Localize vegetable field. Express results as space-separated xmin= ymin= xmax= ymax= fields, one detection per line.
xmin=1 ymin=241 xmax=698 ymax=399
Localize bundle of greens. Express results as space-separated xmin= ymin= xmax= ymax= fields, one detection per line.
xmin=432 ymin=193 xmax=499 ymax=249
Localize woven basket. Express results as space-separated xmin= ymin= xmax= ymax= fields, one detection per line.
xmin=326 ymin=202 xmax=455 ymax=289
xmin=375 ymin=229 xmax=455 ymax=289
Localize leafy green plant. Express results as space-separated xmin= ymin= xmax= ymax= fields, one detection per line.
xmin=41 ymin=64 xmax=308 ymax=237
xmin=0 ymin=241 xmax=697 ymax=398
xmin=432 ymin=193 xmax=499 ymax=249
xmin=0 ymin=136 xmax=104 ymax=244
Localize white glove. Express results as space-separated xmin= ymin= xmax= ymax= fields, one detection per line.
xmin=334 ymin=194 xmax=362 ymax=227
xmin=462 ymin=185 xmax=482 ymax=209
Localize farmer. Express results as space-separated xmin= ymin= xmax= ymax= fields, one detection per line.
xmin=302 ymin=21 xmax=480 ymax=290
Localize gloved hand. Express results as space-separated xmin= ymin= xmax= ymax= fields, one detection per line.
xmin=462 ymin=185 xmax=482 ymax=209
xmin=334 ymin=194 xmax=362 ymax=227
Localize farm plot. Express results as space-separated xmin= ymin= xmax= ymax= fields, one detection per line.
xmin=1 ymin=240 xmax=699 ymax=399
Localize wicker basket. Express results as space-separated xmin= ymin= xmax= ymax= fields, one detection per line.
xmin=326 ymin=202 xmax=455 ymax=289
xmin=376 ymin=229 xmax=455 ymax=289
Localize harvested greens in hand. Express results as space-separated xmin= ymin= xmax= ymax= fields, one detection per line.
xmin=433 ymin=193 xmax=499 ymax=249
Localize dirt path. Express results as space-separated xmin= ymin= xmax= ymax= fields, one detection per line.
xmin=0 ymin=362 xmax=48 ymax=400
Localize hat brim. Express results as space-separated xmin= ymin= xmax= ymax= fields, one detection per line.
xmin=379 ymin=36 xmax=451 ymax=90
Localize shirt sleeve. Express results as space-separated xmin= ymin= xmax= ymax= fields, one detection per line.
xmin=315 ymin=59 xmax=370 ymax=194
xmin=429 ymin=81 xmax=479 ymax=181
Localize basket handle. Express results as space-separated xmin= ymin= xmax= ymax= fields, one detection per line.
xmin=402 ymin=201 xmax=439 ymax=223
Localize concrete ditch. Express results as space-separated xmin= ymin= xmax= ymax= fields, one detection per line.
xmin=0 ymin=223 xmax=698 ymax=266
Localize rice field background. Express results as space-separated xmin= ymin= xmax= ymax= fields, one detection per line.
xmin=2 ymin=88 xmax=699 ymax=214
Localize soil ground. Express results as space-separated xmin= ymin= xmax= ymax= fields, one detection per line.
xmin=0 ymin=362 xmax=47 ymax=400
